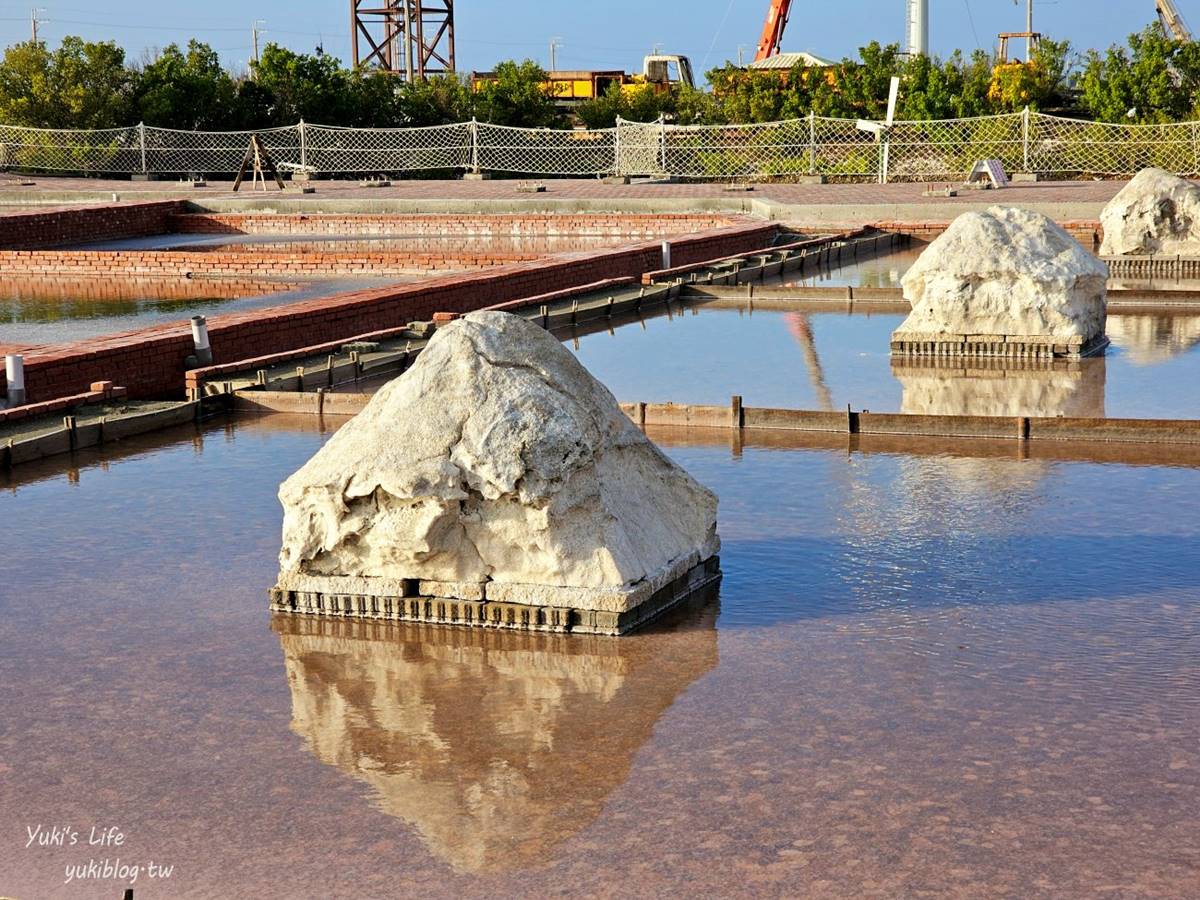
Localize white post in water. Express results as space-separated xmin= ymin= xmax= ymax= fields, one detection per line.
xmin=5 ymin=354 xmax=25 ymax=406
xmin=190 ymin=315 xmax=213 ymax=366
xmin=661 ymin=241 xmax=672 ymax=270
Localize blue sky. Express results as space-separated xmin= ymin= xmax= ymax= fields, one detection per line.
xmin=0 ymin=0 xmax=1181 ymax=76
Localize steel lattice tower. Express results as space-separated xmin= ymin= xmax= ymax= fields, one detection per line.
xmin=351 ymin=0 xmax=455 ymax=79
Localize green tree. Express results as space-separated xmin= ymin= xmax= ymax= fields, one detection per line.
xmin=0 ymin=36 xmax=132 ymax=128
xmin=954 ymin=50 xmax=997 ymax=117
xmin=252 ymin=43 xmax=354 ymax=125
xmin=0 ymin=41 xmax=58 ymax=126
xmin=134 ymin=40 xmax=237 ymax=130
xmin=1078 ymin=23 xmax=1200 ymax=122
xmin=396 ymin=73 xmax=472 ymax=125
xmin=671 ymin=83 xmax=723 ymax=125
xmin=344 ymin=69 xmax=406 ymax=127
xmin=987 ymin=38 xmax=1071 ymax=112
xmin=576 ymin=82 xmax=674 ymax=128
xmin=472 ymin=59 xmax=563 ymax=128
xmin=834 ymin=41 xmax=902 ymax=119
xmin=230 ymin=78 xmax=275 ymax=128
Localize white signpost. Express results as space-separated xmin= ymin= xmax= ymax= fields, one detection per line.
xmin=856 ymin=76 xmax=901 ymax=184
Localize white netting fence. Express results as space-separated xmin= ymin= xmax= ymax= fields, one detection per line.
xmin=1028 ymin=114 xmax=1200 ymax=176
xmin=143 ymin=125 xmax=301 ymax=174
xmin=0 ymin=124 xmax=142 ymax=172
xmin=3 ymin=113 xmax=1200 ymax=180
xmin=660 ymin=118 xmax=811 ymax=178
xmin=887 ymin=113 xmax=1025 ymax=180
xmin=304 ymin=122 xmax=470 ymax=173
xmin=476 ymin=123 xmax=615 ymax=174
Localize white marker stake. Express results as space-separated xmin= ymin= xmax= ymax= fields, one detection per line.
xmin=5 ymin=354 xmax=25 ymax=406
xmin=190 ymin=315 xmax=213 ymax=366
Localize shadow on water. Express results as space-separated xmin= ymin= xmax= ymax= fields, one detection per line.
xmin=270 ymin=586 xmax=719 ymax=874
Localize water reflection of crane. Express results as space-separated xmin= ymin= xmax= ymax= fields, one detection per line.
xmin=784 ymin=312 xmax=834 ymax=411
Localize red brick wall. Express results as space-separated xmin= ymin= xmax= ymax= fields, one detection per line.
xmin=0 ymin=200 xmax=185 ymax=249
xmin=0 ymin=275 xmax=288 ymax=302
xmin=792 ymin=219 xmax=1104 ymax=249
xmin=880 ymin=220 xmax=1101 ymax=247
xmin=17 ymin=223 xmax=778 ymax=402
xmin=0 ymin=248 xmax=545 ymax=278
xmin=169 ymin=212 xmax=742 ymax=237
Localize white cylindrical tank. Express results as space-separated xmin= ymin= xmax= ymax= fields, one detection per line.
xmin=907 ymin=0 xmax=929 ymax=56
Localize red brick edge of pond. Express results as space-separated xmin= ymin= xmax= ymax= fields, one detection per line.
xmin=7 ymin=221 xmax=779 ymax=404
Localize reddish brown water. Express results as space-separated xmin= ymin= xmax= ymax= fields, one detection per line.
xmin=1 ymin=414 xmax=1197 ymax=898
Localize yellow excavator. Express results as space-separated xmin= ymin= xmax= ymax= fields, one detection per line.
xmin=472 ymin=54 xmax=695 ymax=110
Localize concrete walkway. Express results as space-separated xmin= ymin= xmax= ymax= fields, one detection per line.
xmin=0 ymin=175 xmax=1124 ymax=226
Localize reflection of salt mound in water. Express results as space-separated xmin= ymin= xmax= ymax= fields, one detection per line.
xmin=894 ymin=357 xmax=1106 ymax=418
xmin=274 ymin=593 xmax=718 ymax=873
xmin=1105 ymin=314 xmax=1200 ymax=366
xmin=910 ymin=454 xmax=1051 ymax=498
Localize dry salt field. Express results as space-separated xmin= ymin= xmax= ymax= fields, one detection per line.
xmin=2 ymin=174 xmax=1200 ymax=899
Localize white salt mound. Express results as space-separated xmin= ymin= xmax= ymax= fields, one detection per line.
xmin=275 ymin=310 xmax=719 ymax=625
xmin=1100 ymin=167 xmax=1200 ymax=256
xmin=895 ymin=205 xmax=1107 ymax=345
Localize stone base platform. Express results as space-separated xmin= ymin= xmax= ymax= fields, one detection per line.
xmin=269 ymin=557 xmax=721 ymax=636
xmin=1103 ymin=254 xmax=1200 ymax=279
xmin=890 ymin=332 xmax=1109 ymax=360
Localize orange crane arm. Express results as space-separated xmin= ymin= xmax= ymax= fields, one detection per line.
xmin=755 ymin=0 xmax=793 ymax=62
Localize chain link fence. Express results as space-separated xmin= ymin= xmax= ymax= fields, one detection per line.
xmin=2 ymin=112 xmax=1199 ymax=181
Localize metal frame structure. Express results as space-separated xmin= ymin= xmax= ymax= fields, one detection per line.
xmin=997 ymin=31 xmax=1041 ymax=63
xmin=1157 ymin=0 xmax=1194 ymax=41
xmin=351 ymin=0 xmax=455 ymax=79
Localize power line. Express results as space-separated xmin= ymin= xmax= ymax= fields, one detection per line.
xmin=962 ymin=0 xmax=982 ymax=50
xmin=701 ymin=0 xmax=738 ymax=71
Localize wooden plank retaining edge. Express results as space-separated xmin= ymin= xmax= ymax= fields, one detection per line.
xmin=234 ymin=390 xmax=1200 ymax=446
xmin=682 ymin=284 xmax=1200 ymax=307
xmin=2 ymin=400 xmax=198 ymax=468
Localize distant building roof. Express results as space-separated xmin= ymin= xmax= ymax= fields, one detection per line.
xmin=748 ymin=51 xmax=836 ymax=70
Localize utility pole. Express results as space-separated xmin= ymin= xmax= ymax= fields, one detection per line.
xmin=737 ymin=45 xmax=745 ymax=66
xmin=549 ymin=36 xmax=561 ymax=71
xmin=251 ymin=19 xmax=265 ymax=75
xmin=1025 ymin=0 xmax=1034 ymax=59
xmin=402 ymin=0 xmax=413 ymax=79
xmin=30 ymin=7 xmax=44 ymax=43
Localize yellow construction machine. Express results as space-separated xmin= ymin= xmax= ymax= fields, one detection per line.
xmin=472 ymin=54 xmax=695 ymax=109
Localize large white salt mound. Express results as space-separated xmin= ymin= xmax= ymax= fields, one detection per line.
xmin=275 ymin=310 xmax=719 ymax=618
xmin=896 ymin=206 xmax=1108 ymax=344
xmin=1100 ymin=167 xmax=1200 ymax=256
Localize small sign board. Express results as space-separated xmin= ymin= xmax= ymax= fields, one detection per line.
xmin=966 ymin=159 xmax=1009 ymax=188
